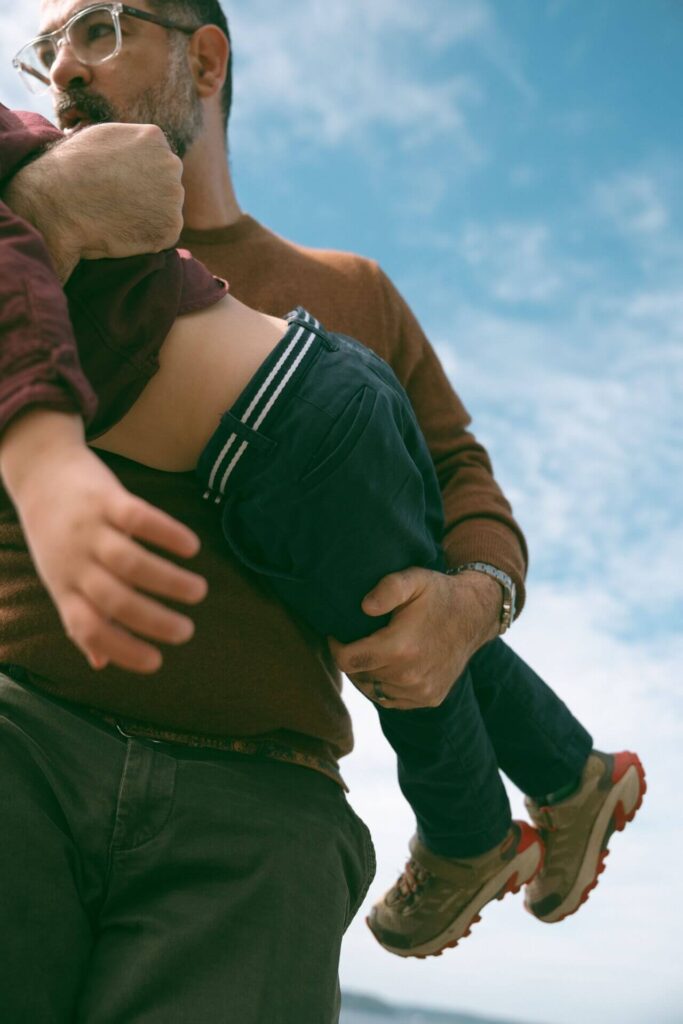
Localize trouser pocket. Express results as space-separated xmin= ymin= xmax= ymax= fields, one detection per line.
xmin=341 ymin=797 xmax=377 ymax=929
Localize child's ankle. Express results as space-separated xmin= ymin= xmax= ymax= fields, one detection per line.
xmin=532 ymin=776 xmax=581 ymax=806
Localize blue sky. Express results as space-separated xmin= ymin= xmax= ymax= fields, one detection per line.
xmin=2 ymin=2 xmax=682 ymax=1022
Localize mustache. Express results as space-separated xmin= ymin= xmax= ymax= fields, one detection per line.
xmin=55 ymin=88 xmax=117 ymax=126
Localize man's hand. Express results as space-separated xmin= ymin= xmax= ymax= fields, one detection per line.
xmin=328 ymin=567 xmax=502 ymax=710
xmin=1 ymin=409 xmax=207 ymax=675
xmin=3 ymin=123 xmax=184 ymax=281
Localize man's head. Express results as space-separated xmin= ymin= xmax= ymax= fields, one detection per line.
xmin=35 ymin=1 xmax=232 ymax=157
xmin=145 ymin=1 xmax=232 ymax=126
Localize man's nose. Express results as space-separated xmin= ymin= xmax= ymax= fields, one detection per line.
xmin=49 ymin=39 xmax=93 ymax=91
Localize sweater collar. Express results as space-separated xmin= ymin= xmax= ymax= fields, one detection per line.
xmin=180 ymin=213 xmax=263 ymax=247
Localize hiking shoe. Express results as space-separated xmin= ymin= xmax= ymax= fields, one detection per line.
xmin=366 ymin=821 xmax=543 ymax=958
xmin=524 ymin=750 xmax=646 ymax=924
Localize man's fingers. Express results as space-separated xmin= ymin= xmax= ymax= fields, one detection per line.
xmin=110 ymin=495 xmax=203 ymax=561
xmin=348 ymin=675 xmax=422 ymax=710
xmin=78 ymin=563 xmax=196 ymax=647
xmin=327 ymin=633 xmax=390 ymax=676
xmin=327 ymin=635 xmax=411 ymax=704
xmin=329 ymin=618 xmax=417 ymax=678
xmin=96 ymin=527 xmax=208 ymax=605
xmin=362 ymin=568 xmax=425 ymax=617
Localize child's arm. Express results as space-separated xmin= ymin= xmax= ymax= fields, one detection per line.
xmin=0 ymin=118 xmax=205 ymax=674
xmin=1 ymin=408 xmax=207 ymax=674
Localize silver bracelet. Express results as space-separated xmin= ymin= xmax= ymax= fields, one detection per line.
xmin=446 ymin=562 xmax=516 ymax=634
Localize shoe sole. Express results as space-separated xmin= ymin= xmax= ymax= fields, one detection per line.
xmin=367 ymin=821 xmax=544 ymax=959
xmin=527 ymin=751 xmax=646 ymax=924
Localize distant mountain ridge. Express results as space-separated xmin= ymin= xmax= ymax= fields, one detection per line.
xmin=340 ymin=991 xmax=549 ymax=1024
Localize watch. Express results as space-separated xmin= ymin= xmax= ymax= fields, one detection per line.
xmin=446 ymin=562 xmax=516 ymax=634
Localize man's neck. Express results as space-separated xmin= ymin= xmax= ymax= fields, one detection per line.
xmin=181 ymin=131 xmax=242 ymax=231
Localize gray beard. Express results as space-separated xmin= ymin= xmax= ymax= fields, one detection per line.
xmin=55 ymin=53 xmax=203 ymax=157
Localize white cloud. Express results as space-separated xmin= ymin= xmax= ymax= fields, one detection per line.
xmin=594 ymin=172 xmax=669 ymax=236
xmin=626 ymin=286 xmax=683 ymax=324
xmin=431 ymin=284 xmax=683 ymax=630
xmin=229 ymin=0 xmax=489 ymax=158
xmin=458 ymin=221 xmax=566 ymax=304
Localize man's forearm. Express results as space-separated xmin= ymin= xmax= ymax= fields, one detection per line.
xmin=2 ymin=118 xmax=185 ymax=275
xmin=3 ymin=163 xmax=80 ymax=283
xmin=438 ymin=432 xmax=529 ymax=615
xmin=0 ymin=109 xmax=81 ymax=284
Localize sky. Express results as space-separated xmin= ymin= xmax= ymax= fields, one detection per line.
xmin=1 ymin=1 xmax=682 ymax=1022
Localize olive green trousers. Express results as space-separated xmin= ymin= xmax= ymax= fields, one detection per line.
xmin=0 ymin=671 xmax=375 ymax=1023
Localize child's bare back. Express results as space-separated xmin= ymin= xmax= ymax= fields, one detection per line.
xmin=90 ymin=295 xmax=287 ymax=472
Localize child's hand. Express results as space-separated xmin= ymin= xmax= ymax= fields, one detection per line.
xmin=1 ymin=411 xmax=207 ymax=674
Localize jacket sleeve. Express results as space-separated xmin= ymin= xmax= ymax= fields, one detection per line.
xmin=374 ymin=264 xmax=529 ymax=614
xmin=0 ymin=102 xmax=63 ymax=180
xmin=0 ymin=104 xmax=97 ymax=436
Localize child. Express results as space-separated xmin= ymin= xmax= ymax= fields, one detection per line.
xmin=87 ymin=290 xmax=645 ymax=957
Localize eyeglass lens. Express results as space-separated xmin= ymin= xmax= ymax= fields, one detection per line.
xmin=21 ymin=7 xmax=119 ymax=87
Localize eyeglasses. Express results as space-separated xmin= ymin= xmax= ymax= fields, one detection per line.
xmin=12 ymin=2 xmax=199 ymax=95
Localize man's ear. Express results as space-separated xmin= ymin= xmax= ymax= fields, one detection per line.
xmin=188 ymin=25 xmax=229 ymax=99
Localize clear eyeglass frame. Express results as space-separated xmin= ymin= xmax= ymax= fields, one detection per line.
xmin=12 ymin=2 xmax=199 ymax=96
xmin=12 ymin=3 xmax=125 ymax=95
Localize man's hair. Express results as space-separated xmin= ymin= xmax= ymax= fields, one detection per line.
xmin=147 ymin=1 xmax=233 ymax=128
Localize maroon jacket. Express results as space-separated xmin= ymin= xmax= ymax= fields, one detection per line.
xmin=0 ymin=106 xmax=97 ymax=433
xmin=0 ymin=104 xmax=226 ymax=439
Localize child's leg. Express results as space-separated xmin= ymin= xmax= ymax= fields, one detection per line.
xmin=376 ymin=667 xmax=512 ymax=857
xmin=196 ymin=311 xmax=515 ymax=859
xmin=468 ymin=638 xmax=593 ymax=800
xmin=377 ymin=637 xmax=594 ymax=857
xmin=198 ymin=310 xmax=640 ymax=959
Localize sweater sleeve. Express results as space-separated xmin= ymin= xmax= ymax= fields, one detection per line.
xmin=374 ymin=265 xmax=529 ymax=614
xmin=0 ymin=201 xmax=98 ymax=436
xmin=0 ymin=104 xmax=97 ymax=437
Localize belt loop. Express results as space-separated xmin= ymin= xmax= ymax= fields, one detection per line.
xmin=219 ymin=412 xmax=277 ymax=454
xmin=287 ymin=307 xmax=339 ymax=350
xmin=293 ymin=315 xmax=339 ymax=352
xmin=115 ymin=721 xmax=135 ymax=740
xmin=321 ymin=330 xmax=340 ymax=352
xmin=115 ymin=721 xmax=165 ymax=745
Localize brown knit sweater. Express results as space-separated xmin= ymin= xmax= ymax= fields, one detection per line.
xmin=0 ymin=214 xmax=527 ymax=782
